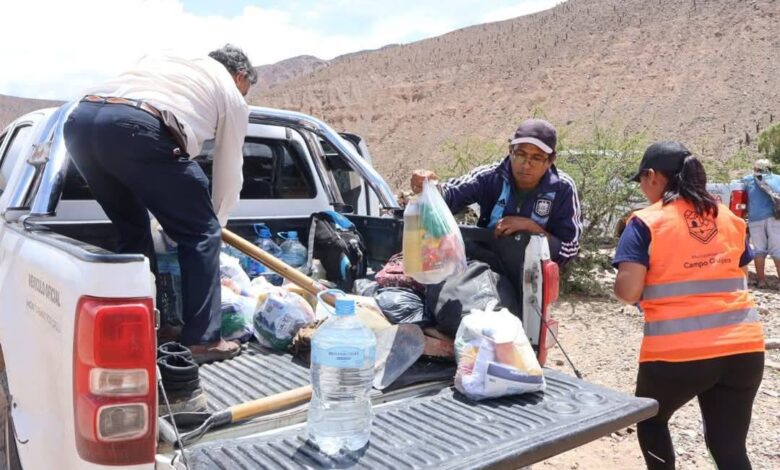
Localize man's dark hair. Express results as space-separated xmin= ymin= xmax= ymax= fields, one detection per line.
xmin=209 ymin=44 xmax=258 ymax=85
xmin=660 ymin=155 xmax=719 ymax=217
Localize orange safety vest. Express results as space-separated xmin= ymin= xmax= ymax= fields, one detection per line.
xmin=632 ymin=199 xmax=764 ymax=363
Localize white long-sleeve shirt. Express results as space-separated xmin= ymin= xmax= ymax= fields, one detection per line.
xmin=83 ymin=54 xmax=249 ymax=226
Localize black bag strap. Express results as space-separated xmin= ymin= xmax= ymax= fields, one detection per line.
xmin=754 ymin=174 xmax=780 ymax=218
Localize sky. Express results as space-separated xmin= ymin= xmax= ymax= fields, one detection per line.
xmin=1 ymin=0 xmax=562 ymax=100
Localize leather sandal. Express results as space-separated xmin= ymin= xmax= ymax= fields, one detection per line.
xmin=188 ymin=339 xmax=241 ymax=365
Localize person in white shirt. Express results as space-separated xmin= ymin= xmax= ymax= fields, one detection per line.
xmin=63 ymin=44 xmax=256 ymax=364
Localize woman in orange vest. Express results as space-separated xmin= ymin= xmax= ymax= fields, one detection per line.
xmin=613 ymin=141 xmax=765 ymax=470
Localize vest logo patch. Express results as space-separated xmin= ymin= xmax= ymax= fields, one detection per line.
xmin=685 ymin=210 xmax=718 ymax=244
xmin=534 ymin=199 xmax=552 ymax=217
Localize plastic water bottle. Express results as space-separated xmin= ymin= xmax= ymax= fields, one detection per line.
xmin=253 ymin=224 xmax=283 ymax=284
xmin=310 ymin=259 xmax=327 ymax=281
xmin=308 ymin=295 xmax=376 ymax=454
xmin=156 ymin=251 xmax=183 ymax=326
xmin=279 ymin=231 xmax=308 ymax=269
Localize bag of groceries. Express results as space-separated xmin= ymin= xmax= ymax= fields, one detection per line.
xmin=220 ymin=286 xmax=257 ymax=342
xmin=402 ymin=179 xmax=466 ymax=284
xmin=251 ymin=278 xmax=316 ymax=351
xmin=219 ymin=252 xmax=252 ymax=297
xmin=454 ymin=301 xmax=545 ymax=400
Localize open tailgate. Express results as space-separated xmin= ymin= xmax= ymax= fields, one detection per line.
xmin=183 ymin=364 xmax=656 ymax=469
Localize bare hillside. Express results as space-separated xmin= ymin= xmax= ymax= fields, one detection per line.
xmin=251 ymin=55 xmax=328 ymax=94
xmin=0 ymin=94 xmax=64 ymax=130
xmin=255 ymin=0 xmax=780 ymax=189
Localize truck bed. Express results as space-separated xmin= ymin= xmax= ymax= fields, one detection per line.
xmin=187 ymin=349 xmax=656 ymax=469
xmin=44 ymin=221 xmax=657 ymax=468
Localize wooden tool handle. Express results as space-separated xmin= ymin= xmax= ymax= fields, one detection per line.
xmin=222 ymin=228 xmax=325 ymax=296
xmin=229 ymin=385 xmax=313 ymax=422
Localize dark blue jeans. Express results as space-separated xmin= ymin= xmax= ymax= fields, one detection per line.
xmin=64 ymin=101 xmax=222 ymax=345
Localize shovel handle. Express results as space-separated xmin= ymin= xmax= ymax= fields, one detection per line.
xmin=229 ymin=385 xmax=313 ymax=422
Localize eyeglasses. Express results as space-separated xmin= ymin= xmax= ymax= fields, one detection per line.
xmin=510 ymin=148 xmax=549 ymax=167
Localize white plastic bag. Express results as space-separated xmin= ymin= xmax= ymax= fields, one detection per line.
xmin=314 ymin=289 xmax=390 ymax=331
xmin=220 ymin=252 xmax=252 ymax=296
xmin=454 ymin=301 xmax=545 ymax=400
xmin=220 ymin=286 xmax=257 ymax=342
xmin=252 ymin=281 xmax=315 ymax=351
xmin=403 ymin=179 xmax=466 ymax=284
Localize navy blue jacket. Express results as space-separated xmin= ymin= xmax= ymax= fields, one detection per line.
xmin=441 ymin=156 xmax=582 ymax=265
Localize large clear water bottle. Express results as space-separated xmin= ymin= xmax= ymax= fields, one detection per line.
xmin=279 ymin=231 xmax=308 ymax=269
xmin=308 ymin=295 xmax=376 ymax=455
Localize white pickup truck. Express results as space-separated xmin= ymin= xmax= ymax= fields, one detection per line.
xmin=0 ymin=104 xmax=656 ymax=469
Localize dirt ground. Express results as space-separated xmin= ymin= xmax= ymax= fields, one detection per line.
xmin=538 ymin=264 xmax=780 ymax=470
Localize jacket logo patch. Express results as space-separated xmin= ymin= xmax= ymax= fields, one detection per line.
xmin=685 ymin=210 xmax=718 ymax=244
xmin=534 ymin=199 xmax=552 ymax=217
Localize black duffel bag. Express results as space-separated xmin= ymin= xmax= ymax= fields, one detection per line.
xmin=425 ymin=260 xmax=520 ymax=337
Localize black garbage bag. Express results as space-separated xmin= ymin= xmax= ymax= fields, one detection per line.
xmin=375 ymin=287 xmax=433 ymax=327
xmin=425 ymin=261 xmax=520 ymax=337
xmin=354 ymin=278 xmax=380 ymax=297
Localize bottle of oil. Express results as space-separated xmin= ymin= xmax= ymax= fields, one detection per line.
xmin=402 ymin=198 xmax=424 ymax=277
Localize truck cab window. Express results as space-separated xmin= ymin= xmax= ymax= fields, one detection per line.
xmin=61 ymin=160 xmax=93 ymax=200
xmin=0 ymin=125 xmax=33 ymax=195
xmin=195 ymin=137 xmax=315 ymax=199
xmin=321 ymin=139 xmax=362 ymax=210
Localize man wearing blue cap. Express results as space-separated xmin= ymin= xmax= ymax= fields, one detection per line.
xmin=411 ymin=119 xmax=582 ymax=265
xmin=742 ymin=159 xmax=780 ymax=288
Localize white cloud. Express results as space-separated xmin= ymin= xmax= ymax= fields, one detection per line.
xmin=0 ymin=0 xmax=564 ymax=100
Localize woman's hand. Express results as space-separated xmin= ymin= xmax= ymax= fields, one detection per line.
xmin=614 ymin=262 xmax=648 ymax=304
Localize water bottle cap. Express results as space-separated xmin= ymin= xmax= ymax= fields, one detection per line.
xmin=253 ymin=223 xmax=270 ymax=237
xmin=258 ymin=227 xmax=272 ymax=238
xmin=334 ymin=297 xmax=355 ymax=316
xmin=287 ymin=231 xmax=298 ymax=240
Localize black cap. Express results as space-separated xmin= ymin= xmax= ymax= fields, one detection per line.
xmin=509 ymin=119 xmax=557 ymax=155
xmin=629 ymin=141 xmax=692 ymax=182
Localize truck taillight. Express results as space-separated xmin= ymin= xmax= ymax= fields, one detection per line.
xmin=538 ymin=260 xmax=560 ymax=366
xmin=730 ymin=189 xmax=747 ymax=218
xmin=73 ymin=297 xmax=156 ymax=465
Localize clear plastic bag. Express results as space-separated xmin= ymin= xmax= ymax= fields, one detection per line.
xmin=314 ymin=289 xmax=390 ymax=331
xmin=219 ymin=252 xmax=252 ymax=296
xmin=403 ymin=179 xmax=467 ymax=284
xmin=252 ymin=281 xmax=316 ymax=351
xmin=454 ymin=301 xmax=545 ymax=400
xmin=220 ymin=286 xmax=257 ymax=342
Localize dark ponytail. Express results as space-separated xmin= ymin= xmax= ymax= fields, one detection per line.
xmin=660 ymin=155 xmax=719 ymax=217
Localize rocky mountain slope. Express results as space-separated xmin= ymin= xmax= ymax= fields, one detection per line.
xmin=253 ymin=0 xmax=779 ymax=189
xmin=0 ymin=94 xmax=64 ymax=130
